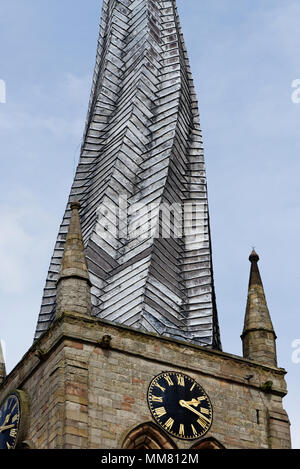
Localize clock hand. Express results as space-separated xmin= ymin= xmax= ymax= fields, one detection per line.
xmin=0 ymin=414 xmax=11 ymax=428
xmin=0 ymin=424 xmax=15 ymax=433
xmin=179 ymin=400 xmax=211 ymax=422
xmin=184 ymin=398 xmax=205 ymax=407
xmin=179 ymin=400 xmax=202 ymax=416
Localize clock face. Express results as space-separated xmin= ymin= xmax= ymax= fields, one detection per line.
xmin=0 ymin=394 xmax=21 ymax=449
xmin=148 ymin=371 xmax=213 ymax=440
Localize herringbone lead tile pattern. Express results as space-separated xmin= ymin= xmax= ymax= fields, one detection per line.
xmin=35 ymin=0 xmax=221 ymax=350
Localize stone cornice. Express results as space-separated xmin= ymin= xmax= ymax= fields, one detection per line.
xmin=0 ymin=312 xmax=288 ymax=401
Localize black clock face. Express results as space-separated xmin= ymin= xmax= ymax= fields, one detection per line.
xmin=0 ymin=394 xmax=21 ymax=449
xmin=148 ymin=371 xmax=213 ymax=440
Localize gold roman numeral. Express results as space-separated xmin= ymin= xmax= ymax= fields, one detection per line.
xmin=197 ymin=412 xmax=211 ymax=429
xmin=201 ymin=407 xmax=210 ymax=415
xmin=164 ymin=417 xmax=174 ymax=431
xmin=179 ymin=424 xmax=185 ymax=437
xmin=12 ymin=414 xmax=18 ymax=423
xmin=165 ymin=375 xmax=174 ymax=386
xmin=154 ymin=407 xmax=167 ymax=418
xmin=191 ymin=424 xmax=198 ymax=437
xmin=197 ymin=417 xmax=208 ymax=429
xmin=10 ymin=428 xmax=17 ymax=438
xmin=177 ymin=375 xmax=185 ymax=387
xmin=197 ymin=396 xmax=207 ymax=402
xmin=155 ymin=383 xmax=166 ymax=393
xmin=6 ymin=442 xmax=12 ymax=449
xmin=190 ymin=383 xmax=196 ymax=391
xmin=151 ymin=395 xmax=163 ymax=402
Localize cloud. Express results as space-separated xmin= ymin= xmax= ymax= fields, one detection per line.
xmin=0 ymin=110 xmax=84 ymax=138
xmin=0 ymin=190 xmax=56 ymax=295
xmin=0 ymin=72 xmax=91 ymax=139
xmin=0 ymin=207 xmax=34 ymax=294
xmin=0 ymin=73 xmax=92 ymax=295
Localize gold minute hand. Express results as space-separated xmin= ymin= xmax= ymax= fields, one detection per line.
xmin=179 ymin=400 xmax=211 ymax=423
xmin=3 ymin=414 xmax=10 ymax=426
xmin=0 ymin=424 xmax=15 ymax=433
xmin=0 ymin=414 xmax=10 ymax=432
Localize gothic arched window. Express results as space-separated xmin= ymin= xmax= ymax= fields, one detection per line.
xmin=122 ymin=422 xmax=178 ymax=450
xmin=191 ymin=437 xmax=225 ymax=450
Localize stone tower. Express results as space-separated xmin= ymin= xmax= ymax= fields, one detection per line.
xmin=0 ymin=0 xmax=291 ymax=450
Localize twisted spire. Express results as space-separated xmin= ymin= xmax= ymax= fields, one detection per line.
xmin=35 ymin=0 xmax=221 ymax=349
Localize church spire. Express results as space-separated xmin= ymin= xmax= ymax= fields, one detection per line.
xmin=35 ymin=0 xmax=221 ymax=349
xmin=0 ymin=341 xmax=6 ymax=384
xmin=241 ymin=250 xmax=277 ymax=367
xmin=56 ymin=200 xmax=91 ymax=317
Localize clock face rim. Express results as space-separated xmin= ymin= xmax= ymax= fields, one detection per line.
xmin=147 ymin=371 xmax=213 ymax=441
xmin=0 ymin=393 xmax=21 ymax=449
xmin=0 ymin=390 xmax=29 ymax=449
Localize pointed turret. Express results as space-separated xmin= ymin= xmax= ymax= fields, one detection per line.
xmin=56 ymin=200 xmax=91 ymax=317
xmin=241 ymin=250 xmax=277 ymax=367
xmin=0 ymin=341 xmax=6 ymax=384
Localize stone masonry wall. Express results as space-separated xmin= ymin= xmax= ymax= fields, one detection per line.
xmin=0 ymin=312 xmax=291 ymax=449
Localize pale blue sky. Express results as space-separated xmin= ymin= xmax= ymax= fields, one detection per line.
xmin=0 ymin=0 xmax=299 ymax=448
